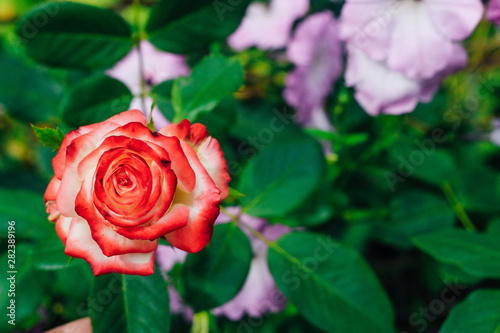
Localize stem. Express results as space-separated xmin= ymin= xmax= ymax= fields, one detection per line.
xmin=219 ymin=207 xmax=277 ymax=249
xmin=219 ymin=207 xmax=305 ymax=274
xmin=237 ymin=217 xmax=306 ymax=269
xmin=442 ymin=182 xmax=476 ymax=232
xmin=191 ymin=311 xmax=209 ymax=333
xmin=133 ymin=0 xmax=147 ymax=113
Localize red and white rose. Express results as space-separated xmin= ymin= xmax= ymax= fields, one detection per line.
xmin=44 ymin=110 xmax=230 ymax=276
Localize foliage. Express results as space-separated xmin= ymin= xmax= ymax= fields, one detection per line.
xmin=0 ymin=1 xmax=500 ymax=333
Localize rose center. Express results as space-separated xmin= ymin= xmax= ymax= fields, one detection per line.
xmin=112 ymin=166 xmax=139 ymax=196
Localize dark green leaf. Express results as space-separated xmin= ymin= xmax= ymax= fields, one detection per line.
xmin=181 ymin=223 xmax=252 ymax=311
xmin=0 ymin=188 xmax=52 ymax=240
xmin=146 ymin=0 xmax=251 ymax=53
xmin=389 ymin=142 xmax=456 ymax=186
xmin=453 ymin=145 xmax=500 ymax=213
xmin=0 ymin=57 xmax=62 ymax=122
xmin=31 ymin=125 xmax=65 ymax=151
xmin=172 ymin=54 xmax=243 ymax=122
xmin=89 ymin=270 xmax=170 ymax=333
xmin=151 ymin=80 xmax=175 ymax=121
xmin=487 ymin=217 xmax=500 ymax=236
xmin=31 ymin=237 xmax=85 ymax=270
xmin=374 ymin=191 xmax=455 ymax=249
xmin=413 ymin=229 xmax=500 ymax=279
xmin=194 ymin=96 xmax=237 ymax=137
xmin=440 ymin=289 xmax=500 ymax=333
xmin=239 ymin=140 xmax=325 ymax=218
xmin=16 ymin=2 xmax=133 ymax=69
xmin=268 ymin=232 xmax=395 ymax=333
xmin=60 ymin=74 xmax=133 ymax=128
xmin=0 ymin=245 xmax=47 ymax=332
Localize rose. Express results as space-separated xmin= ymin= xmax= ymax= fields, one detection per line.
xmin=44 ymin=110 xmax=230 ymax=276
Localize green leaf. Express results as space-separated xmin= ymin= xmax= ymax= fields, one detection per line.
xmin=374 ymin=191 xmax=455 ymax=249
xmin=146 ymin=0 xmax=251 ymax=53
xmin=487 ymin=218 xmax=500 ymax=236
xmin=0 ymin=188 xmax=52 ymax=240
xmin=194 ymin=96 xmax=237 ymax=136
xmin=151 ymin=80 xmax=175 ymax=121
xmin=181 ymin=223 xmax=252 ymax=311
xmin=31 ymin=237 xmax=85 ymax=270
xmin=453 ymin=145 xmax=500 ymax=213
xmin=0 ymin=245 xmax=47 ymax=332
xmin=268 ymin=232 xmax=395 ymax=333
xmin=239 ymin=140 xmax=325 ymax=218
xmin=440 ymin=289 xmax=500 ymax=333
xmin=60 ymin=74 xmax=133 ymax=128
xmin=389 ymin=142 xmax=456 ymax=186
xmin=89 ymin=271 xmax=170 ymax=333
xmin=31 ymin=125 xmax=65 ymax=151
xmin=412 ymin=150 xmax=456 ymax=186
xmin=16 ymin=2 xmax=133 ymax=69
xmin=172 ymin=54 xmax=243 ymax=122
xmin=228 ymin=187 xmax=245 ymax=197
xmin=0 ymin=57 xmax=62 ymax=123
xmin=412 ymin=229 xmax=500 ymax=279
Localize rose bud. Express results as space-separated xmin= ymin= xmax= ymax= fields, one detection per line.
xmin=44 ymin=110 xmax=230 ymax=276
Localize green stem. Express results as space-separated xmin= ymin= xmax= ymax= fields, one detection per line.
xmin=219 ymin=207 xmax=307 ymax=277
xmin=441 ymin=182 xmax=476 ymax=232
xmin=191 ymin=311 xmax=209 ymax=333
xmin=235 ymin=215 xmax=305 ymax=268
xmin=220 ymin=206 xmax=238 ymax=221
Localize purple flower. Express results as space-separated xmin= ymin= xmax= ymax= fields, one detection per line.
xmin=340 ymin=0 xmax=483 ymax=79
xmin=490 ymin=118 xmax=500 ymax=146
xmin=106 ymin=40 xmax=190 ymax=129
xmin=156 ymin=207 xmax=290 ymax=320
xmin=345 ymin=44 xmax=468 ymax=116
xmin=211 ymin=207 xmax=290 ymax=320
xmin=228 ymin=0 xmax=309 ymax=51
xmin=284 ymin=11 xmax=343 ymax=127
xmin=487 ymin=0 xmax=500 ymax=27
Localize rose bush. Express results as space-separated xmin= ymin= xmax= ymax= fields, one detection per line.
xmin=44 ymin=110 xmax=230 ymax=276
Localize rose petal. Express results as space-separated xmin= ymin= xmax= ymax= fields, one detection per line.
xmin=65 ymin=217 xmax=156 ymax=276
xmin=75 ymin=170 xmax=160 ymax=256
xmin=195 ymin=137 xmax=230 ymax=200
xmin=55 ymin=217 xmax=72 ymax=245
xmin=113 ymin=204 xmax=190 ymax=240
xmin=165 ymin=142 xmax=221 ymax=253
xmin=110 ymin=123 xmax=196 ymax=193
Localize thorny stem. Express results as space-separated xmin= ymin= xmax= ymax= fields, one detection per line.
xmin=441 ymin=182 xmax=476 ymax=232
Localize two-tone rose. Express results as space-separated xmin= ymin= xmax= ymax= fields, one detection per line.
xmin=44 ymin=110 xmax=230 ymax=276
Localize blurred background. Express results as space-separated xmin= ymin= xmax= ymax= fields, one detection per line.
xmin=1 ymin=0 xmax=500 ymax=332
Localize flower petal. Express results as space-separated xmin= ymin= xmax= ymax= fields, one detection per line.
xmin=426 ymin=0 xmax=483 ymax=40
xmin=195 ymin=137 xmax=230 ymax=200
xmin=65 ymin=217 xmax=156 ymax=276
xmin=165 ymin=142 xmax=222 ymax=253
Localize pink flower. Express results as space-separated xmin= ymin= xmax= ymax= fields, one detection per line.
xmin=211 ymin=207 xmax=289 ymax=320
xmin=487 ymin=0 xmax=500 ymax=27
xmin=490 ymin=119 xmax=500 ymax=146
xmin=106 ymin=41 xmax=190 ymax=129
xmin=345 ymin=44 xmax=468 ymax=116
xmin=284 ymin=11 xmax=342 ymax=127
xmin=228 ymin=0 xmax=309 ymax=51
xmin=156 ymin=207 xmax=290 ymax=320
xmin=340 ymin=0 xmax=483 ymax=79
